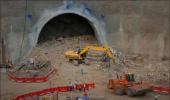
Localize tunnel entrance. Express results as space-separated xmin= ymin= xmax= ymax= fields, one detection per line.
xmin=38 ymin=13 xmax=96 ymax=44
xmin=28 ymin=13 xmax=98 ymax=64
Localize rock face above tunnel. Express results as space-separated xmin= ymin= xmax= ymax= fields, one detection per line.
xmin=1 ymin=0 xmax=169 ymax=63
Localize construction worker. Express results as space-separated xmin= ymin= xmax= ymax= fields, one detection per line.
xmin=28 ymin=56 xmax=38 ymax=68
xmin=81 ymin=68 xmax=84 ymax=76
xmin=74 ymin=80 xmax=80 ymax=91
xmin=68 ymin=81 xmax=74 ymax=91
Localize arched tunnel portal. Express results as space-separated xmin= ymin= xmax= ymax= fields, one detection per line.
xmin=38 ymin=13 xmax=96 ymax=44
xmin=20 ymin=8 xmax=107 ymax=63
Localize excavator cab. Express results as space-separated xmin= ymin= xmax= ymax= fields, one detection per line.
xmin=78 ymin=49 xmax=87 ymax=60
xmin=77 ymin=48 xmax=82 ymax=54
xmin=125 ymin=74 xmax=135 ymax=82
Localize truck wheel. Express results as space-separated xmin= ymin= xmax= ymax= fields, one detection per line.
xmin=114 ymin=88 xmax=125 ymax=95
xmin=126 ymin=88 xmax=135 ymax=97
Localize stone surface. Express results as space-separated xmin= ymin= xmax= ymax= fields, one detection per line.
xmin=1 ymin=0 xmax=169 ymax=63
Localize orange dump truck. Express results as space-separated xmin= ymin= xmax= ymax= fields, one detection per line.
xmin=108 ymin=74 xmax=151 ymax=97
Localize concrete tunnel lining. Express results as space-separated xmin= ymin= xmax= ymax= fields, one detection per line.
xmin=25 ymin=6 xmax=107 ymax=60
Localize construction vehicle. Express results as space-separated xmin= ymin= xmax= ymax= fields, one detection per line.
xmin=65 ymin=45 xmax=114 ymax=64
xmin=108 ymin=73 xmax=151 ymax=97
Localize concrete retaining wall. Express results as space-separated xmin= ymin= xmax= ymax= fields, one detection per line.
xmin=1 ymin=0 xmax=169 ymax=63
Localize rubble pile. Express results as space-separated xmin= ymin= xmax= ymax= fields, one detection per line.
xmin=29 ymin=35 xmax=98 ymax=65
xmin=121 ymin=54 xmax=170 ymax=86
xmin=29 ymin=34 xmax=169 ymax=86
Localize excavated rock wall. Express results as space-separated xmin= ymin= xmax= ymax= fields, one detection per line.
xmin=1 ymin=0 xmax=169 ymax=63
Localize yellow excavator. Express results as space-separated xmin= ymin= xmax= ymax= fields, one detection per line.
xmin=65 ymin=45 xmax=115 ymax=64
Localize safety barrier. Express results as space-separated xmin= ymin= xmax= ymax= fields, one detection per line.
xmin=14 ymin=82 xmax=95 ymax=100
xmin=7 ymin=66 xmax=56 ymax=83
xmin=151 ymin=85 xmax=170 ymax=94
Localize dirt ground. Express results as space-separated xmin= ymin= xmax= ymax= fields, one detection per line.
xmin=0 ymin=35 xmax=170 ymax=100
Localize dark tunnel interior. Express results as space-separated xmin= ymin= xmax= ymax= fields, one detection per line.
xmin=38 ymin=13 xmax=95 ymax=44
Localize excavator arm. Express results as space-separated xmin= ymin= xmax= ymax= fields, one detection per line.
xmin=78 ymin=46 xmax=89 ymax=56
